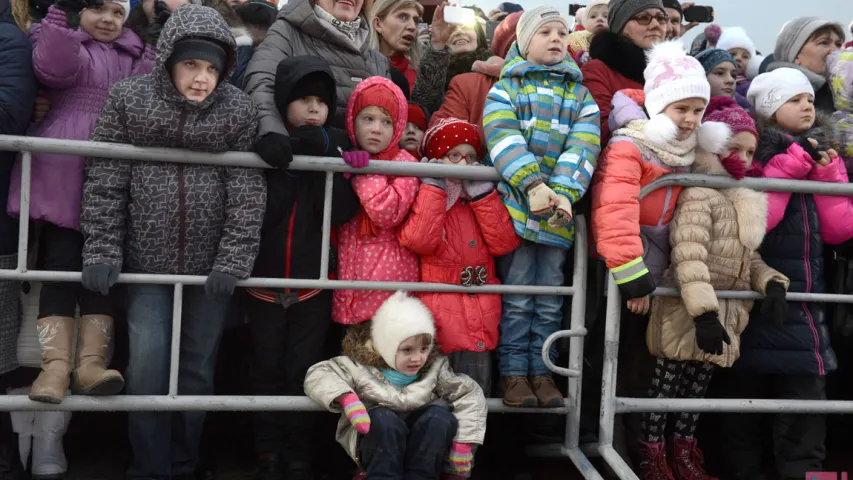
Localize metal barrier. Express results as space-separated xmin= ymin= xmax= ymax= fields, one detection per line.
xmin=595 ymin=174 xmax=853 ymax=480
xmin=0 ymin=136 xmax=602 ymax=479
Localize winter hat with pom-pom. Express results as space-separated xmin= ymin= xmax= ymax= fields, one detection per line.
xmin=716 ymin=26 xmax=756 ymax=57
xmin=644 ymin=41 xmax=711 ymax=118
xmin=370 ymin=291 xmax=436 ymax=369
xmin=703 ymin=96 xmax=757 ymax=140
xmin=704 ymin=24 xmax=722 ymax=49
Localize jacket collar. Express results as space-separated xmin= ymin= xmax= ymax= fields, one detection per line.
xmin=501 ymin=42 xmax=583 ymax=83
xmin=281 ymin=0 xmax=370 ymax=53
xmin=767 ymin=60 xmax=827 ymax=90
xmin=589 ymin=31 xmax=647 ymax=84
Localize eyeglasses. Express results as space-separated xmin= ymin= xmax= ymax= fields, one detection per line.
xmin=445 ymin=152 xmax=480 ymax=164
xmin=632 ymin=12 xmax=668 ymax=26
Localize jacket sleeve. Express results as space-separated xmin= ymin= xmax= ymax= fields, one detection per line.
xmin=350 ymin=173 xmax=419 ymax=229
xmin=668 ymin=188 xmax=718 ymax=319
xmin=131 ymin=43 xmax=156 ymax=76
xmin=320 ymin=128 xmax=362 ymax=226
xmin=806 ymin=156 xmax=853 ymax=245
xmin=411 ymin=45 xmax=451 ymax=116
xmin=81 ymin=91 xmax=131 ymax=269
xmin=30 ymin=6 xmax=90 ymax=89
xmin=434 ymin=358 xmax=487 ymax=446
xmin=303 ymin=357 xmax=358 ymax=413
xmin=215 ymin=105 xmax=267 ymax=279
xmin=243 ymin=18 xmax=293 ymax=138
xmin=762 ymin=142 xmax=815 ymax=232
xmin=749 ymin=251 xmax=790 ymax=294
xmin=0 ymin=21 xmax=35 ymax=137
xmin=397 ymin=184 xmax=446 ymax=256
xmin=590 ymin=141 xmax=655 ymax=299
xmin=549 ymin=86 xmax=601 ymax=204
xmin=430 ymin=75 xmax=472 ymax=128
xmin=469 ymin=189 xmax=520 ymax=257
xmin=581 ymin=61 xmax=614 ymax=144
xmin=483 ymin=80 xmax=542 ymax=194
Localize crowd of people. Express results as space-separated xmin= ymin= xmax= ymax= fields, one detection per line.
xmin=0 ymin=0 xmax=853 ymax=479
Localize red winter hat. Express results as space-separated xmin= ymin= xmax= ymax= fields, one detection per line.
xmin=407 ymin=102 xmax=429 ymax=132
xmin=352 ymin=82 xmax=401 ymax=123
xmin=703 ymin=96 xmax=758 ymax=140
xmin=492 ymin=11 xmax=522 ymax=58
xmin=422 ymin=118 xmax=484 ymax=161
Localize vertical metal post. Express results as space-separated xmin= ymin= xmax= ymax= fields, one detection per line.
xmin=565 ymin=216 xmax=588 ymax=451
xmin=318 ymin=171 xmax=334 ymax=279
xmin=16 ymin=152 xmax=31 ymax=271
xmin=168 ymin=283 xmax=184 ymax=396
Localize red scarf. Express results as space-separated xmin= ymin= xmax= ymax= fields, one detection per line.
xmin=389 ymin=55 xmax=416 ymax=93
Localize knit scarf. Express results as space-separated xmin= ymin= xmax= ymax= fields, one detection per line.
xmin=445 ymin=181 xmax=463 ymax=211
xmin=380 ymin=368 xmax=419 ymax=386
xmin=390 ymin=55 xmax=410 ymax=73
xmin=313 ymin=4 xmax=367 ymax=47
xmin=613 ymin=119 xmax=699 ymax=168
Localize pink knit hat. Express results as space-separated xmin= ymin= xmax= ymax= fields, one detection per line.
xmin=702 ymin=96 xmax=758 ymax=140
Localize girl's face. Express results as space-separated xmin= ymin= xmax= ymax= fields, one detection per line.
xmin=621 ymin=8 xmax=665 ymax=50
xmin=721 ymin=131 xmax=758 ymax=168
xmin=525 ymin=21 xmax=569 ymax=66
xmin=399 ymin=122 xmax=424 ymax=152
xmin=80 ymin=2 xmax=126 ymax=43
xmin=728 ymin=48 xmax=751 ymax=75
xmin=171 ymin=59 xmax=220 ymax=103
xmin=662 ymin=97 xmax=707 ymax=140
xmin=355 ymin=106 xmax=395 ymax=154
xmin=707 ymin=62 xmax=737 ymax=97
xmin=795 ymin=29 xmax=843 ymax=75
xmin=774 ymin=93 xmax=816 ymax=133
xmin=373 ymin=5 xmax=420 ymax=56
xmin=395 ymin=335 xmax=430 ymax=375
xmin=287 ymin=96 xmax=329 ymax=128
xmin=441 ymin=143 xmax=478 ymax=184
xmin=315 ymin=0 xmax=365 ymax=22
xmin=448 ymin=24 xmax=478 ymax=55
xmin=583 ymin=4 xmax=608 ymax=34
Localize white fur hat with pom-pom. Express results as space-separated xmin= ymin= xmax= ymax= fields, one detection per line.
xmin=370 ymin=291 xmax=436 ymax=368
xmin=643 ymin=41 xmax=711 ymax=118
xmin=716 ymin=26 xmax=756 ymax=57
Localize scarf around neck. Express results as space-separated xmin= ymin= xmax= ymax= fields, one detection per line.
xmin=613 ymin=119 xmax=699 ymax=168
xmin=380 ymin=368 xmax=419 ymax=386
xmin=313 ymin=4 xmax=366 ymax=47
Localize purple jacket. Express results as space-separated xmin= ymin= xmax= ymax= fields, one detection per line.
xmin=8 ymin=6 xmax=154 ymax=230
xmin=734 ymin=79 xmax=751 ymax=110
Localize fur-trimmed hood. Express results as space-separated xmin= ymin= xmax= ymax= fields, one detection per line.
xmin=342 ymin=322 xmax=440 ymax=371
xmin=589 ymin=31 xmax=647 ymax=85
xmin=752 ymin=113 xmax=837 ymax=166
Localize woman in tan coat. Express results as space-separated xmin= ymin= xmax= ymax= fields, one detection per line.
xmin=639 ymin=98 xmax=791 ymax=480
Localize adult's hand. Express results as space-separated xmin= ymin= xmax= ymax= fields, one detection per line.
xmin=430 ymin=2 xmax=454 ymax=51
xmin=679 ymin=2 xmax=701 ymax=35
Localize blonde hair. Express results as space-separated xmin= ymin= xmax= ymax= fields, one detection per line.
xmin=11 ymin=0 xmax=32 ymax=32
xmin=368 ymin=0 xmax=423 ymax=70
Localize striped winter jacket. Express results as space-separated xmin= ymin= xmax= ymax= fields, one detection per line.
xmin=483 ymin=43 xmax=601 ymax=249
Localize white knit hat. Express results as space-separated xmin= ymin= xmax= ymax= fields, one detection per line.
xmin=643 ymin=41 xmax=711 ymax=118
xmin=580 ymin=0 xmax=608 ymax=28
xmin=747 ymin=67 xmax=815 ymax=119
xmin=85 ymin=0 xmax=131 ymax=22
xmin=370 ymin=291 xmax=436 ymax=369
xmin=516 ymin=6 xmax=569 ymax=57
xmin=715 ymin=27 xmax=756 ymax=57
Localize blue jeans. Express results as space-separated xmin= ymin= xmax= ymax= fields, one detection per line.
xmin=124 ymin=284 xmax=229 ymax=480
xmin=497 ymin=241 xmax=566 ymax=376
xmin=359 ymin=405 xmax=457 ymax=480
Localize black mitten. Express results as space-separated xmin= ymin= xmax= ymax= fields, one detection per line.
xmin=761 ymin=280 xmax=789 ymax=327
xmin=55 ymin=0 xmax=87 ymax=28
xmin=693 ymin=311 xmax=731 ymax=355
xmin=795 ymin=137 xmax=821 ymax=161
xmin=289 ymin=125 xmax=330 ymax=156
xmin=254 ymin=133 xmax=293 ymax=169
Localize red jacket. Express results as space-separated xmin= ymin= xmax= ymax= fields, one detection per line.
xmin=398 ymin=185 xmax=520 ymax=354
xmin=430 ymin=71 xmax=497 ymax=143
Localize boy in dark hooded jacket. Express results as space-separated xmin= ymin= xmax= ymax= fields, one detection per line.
xmin=79 ymin=4 xmax=266 ymax=478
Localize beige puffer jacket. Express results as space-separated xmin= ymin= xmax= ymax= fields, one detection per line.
xmin=303 ymin=324 xmax=487 ymax=462
xmin=647 ymin=149 xmax=790 ymax=368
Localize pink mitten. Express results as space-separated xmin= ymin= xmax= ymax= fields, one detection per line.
xmin=448 ymin=442 xmax=473 ymax=475
xmin=339 ymin=393 xmax=370 ymax=434
xmin=343 ymin=150 xmax=370 ymax=168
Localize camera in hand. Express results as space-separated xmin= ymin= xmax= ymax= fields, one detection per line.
xmin=683 ymin=5 xmax=714 ymax=23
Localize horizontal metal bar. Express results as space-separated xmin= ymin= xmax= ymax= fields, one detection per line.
xmin=0 ymin=395 xmax=569 ymax=414
xmin=640 ymin=173 xmax=853 ymax=200
xmin=615 ymin=397 xmax=853 ymax=414
xmin=542 ymin=328 xmax=588 ymax=377
xmin=652 ymin=287 xmax=853 ymax=303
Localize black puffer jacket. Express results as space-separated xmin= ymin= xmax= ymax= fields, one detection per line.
xmin=81 ymin=4 xmax=266 ymax=279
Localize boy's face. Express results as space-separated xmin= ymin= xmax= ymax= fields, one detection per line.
xmin=399 ymin=122 xmax=424 ymax=153
xmin=171 ymin=59 xmax=220 ymax=103
xmin=583 ymin=5 xmax=608 ymax=34
xmin=729 ymin=48 xmax=751 ymax=75
xmin=80 ymin=2 xmax=125 ymax=44
xmin=662 ymin=97 xmax=707 ymax=141
xmin=526 ymin=21 xmax=569 ymax=66
xmin=664 ymin=8 xmax=681 ymax=40
xmin=707 ymin=62 xmax=737 ymax=97
xmin=287 ymin=96 xmax=329 ymax=128
xmin=774 ymin=93 xmax=816 ymax=133
xmin=394 ymin=335 xmax=431 ymax=376
xmin=355 ymin=106 xmax=394 ymax=154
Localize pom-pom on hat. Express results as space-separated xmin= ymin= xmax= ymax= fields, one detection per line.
xmin=421 ymin=118 xmax=484 ymax=161
xmin=371 ymin=291 xmax=436 ymax=369
xmin=704 ymin=24 xmax=722 ymax=48
xmin=703 ymin=96 xmax=758 ymax=140
xmin=516 ymin=6 xmax=569 ymax=57
xmin=644 ymin=41 xmax=711 ymax=118
xmin=407 ymin=102 xmax=429 ymax=132
xmin=694 ymin=49 xmax=736 ymax=74
xmin=716 ymin=26 xmax=756 ymax=57
xmin=747 ymin=67 xmax=814 ymax=119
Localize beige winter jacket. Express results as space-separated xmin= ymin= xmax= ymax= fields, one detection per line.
xmin=647 ymin=149 xmax=790 ymax=367
xmin=303 ymin=324 xmax=487 ymax=462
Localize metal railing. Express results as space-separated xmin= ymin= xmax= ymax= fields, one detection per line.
xmin=0 ymin=136 xmax=602 ymax=479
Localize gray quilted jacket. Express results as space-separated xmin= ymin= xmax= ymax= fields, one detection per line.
xmin=243 ymin=0 xmax=388 ymax=135
xmin=80 ymin=4 xmax=266 ymax=278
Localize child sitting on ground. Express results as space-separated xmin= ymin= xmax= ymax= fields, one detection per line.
xmin=304 ymin=291 xmax=487 ymax=479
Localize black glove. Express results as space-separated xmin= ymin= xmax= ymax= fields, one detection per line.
xmin=205 ymin=271 xmax=238 ymax=297
xmin=795 ymin=137 xmax=821 ymax=162
xmin=81 ymin=264 xmax=120 ymax=296
xmin=254 ymin=133 xmax=293 ymax=169
xmin=761 ymin=280 xmax=788 ymax=327
xmin=290 ymin=125 xmax=330 ymax=156
xmin=145 ymin=1 xmax=171 ymax=46
xmin=55 ymin=0 xmax=87 ymax=28
xmin=693 ymin=311 xmax=731 ymax=355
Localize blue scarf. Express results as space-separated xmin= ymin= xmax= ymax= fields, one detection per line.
xmin=380 ymin=369 xmax=419 ymax=386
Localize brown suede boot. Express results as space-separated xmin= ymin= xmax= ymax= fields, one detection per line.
xmin=498 ymin=376 xmax=537 ymax=407
xmin=72 ymin=315 xmax=125 ymax=395
xmin=529 ymin=375 xmax=564 ymax=408
xmin=29 ymin=316 xmax=74 ymax=404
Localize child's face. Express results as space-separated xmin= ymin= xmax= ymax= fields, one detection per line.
xmin=525 ymin=21 xmax=569 ymax=66
xmin=355 ymin=106 xmax=395 ymax=154
xmin=721 ymin=131 xmax=758 ymax=168
xmin=399 ymin=122 xmax=424 ymax=153
xmin=287 ymin=96 xmax=329 ymax=128
xmin=728 ymin=48 xmax=751 ymax=75
xmin=171 ymin=59 xmax=220 ymax=103
xmin=662 ymin=97 xmax=707 ymax=141
xmin=441 ymin=143 xmax=478 ymax=165
xmin=394 ymin=334 xmax=431 ymax=376
xmin=80 ymin=3 xmax=125 ymax=43
xmin=773 ymin=93 xmax=816 ymax=133
xmin=707 ymin=62 xmax=737 ymax=97
xmin=583 ymin=5 xmax=608 ymax=34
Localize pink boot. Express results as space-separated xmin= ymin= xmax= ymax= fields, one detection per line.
xmin=637 ymin=441 xmax=675 ymax=480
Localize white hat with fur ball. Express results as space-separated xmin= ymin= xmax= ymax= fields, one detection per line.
xmin=370 ymin=291 xmax=436 ymax=369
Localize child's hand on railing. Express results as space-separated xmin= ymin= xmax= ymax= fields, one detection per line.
xmin=548 ymin=195 xmax=573 ymax=229
xmin=205 ymin=271 xmax=238 ymax=298
xmin=338 ymin=393 xmax=370 ymax=434
xmin=626 ymin=295 xmax=650 ymax=316
xmin=693 ymin=312 xmax=731 ymax=355
xmin=81 ymin=264 xmax=120 ymax=296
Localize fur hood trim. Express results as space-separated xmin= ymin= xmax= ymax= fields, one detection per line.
xmin=753 ymin=112 xmax=837 ymax=166
xmin=231 ymin=27 xmax=254 ymax=47
xmin=641 ymin=115 xmax=730 ymax=158
xmin=342 ymin=322 xmax=440 ymax=370
xmin=589 ymin=31 xmax=647 ymax=84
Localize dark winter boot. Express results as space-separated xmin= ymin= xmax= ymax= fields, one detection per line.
xmin=0 ymin=411 xmax=29 ymax=480
xmin=498 ymin=376 xmax=537 ymax=407
xmin=637 ymin=441 xmax=675 ymax=480
xmin=669 ymin=435 xmax=717 ymax=480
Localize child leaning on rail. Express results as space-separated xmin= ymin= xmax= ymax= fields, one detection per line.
xmin=304 ymin=291 xmax=487 ymax=480
xmin=78 ymin=5 xmax=265 ymax=479
xmin=640 ymin=97 xmax=790 ymax=480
